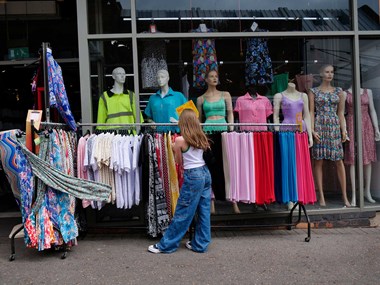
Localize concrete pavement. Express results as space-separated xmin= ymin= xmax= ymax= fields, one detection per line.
xmin=1 ymin=221 xmax=380 ymax=285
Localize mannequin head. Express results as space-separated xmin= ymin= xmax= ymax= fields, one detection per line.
xmin=112 ymin=67 xmax=126 ymax=85
xmin=157 ymin=70 xmax=169 ymax=87
xmin=205 ymin=69 xmax=218 ymax=87
xmin=319 ymin=64 xmax=334 ymax=82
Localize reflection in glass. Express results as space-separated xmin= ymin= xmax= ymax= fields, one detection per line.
xmin=358 ymin=0 xmax=380 ymax=30
xmin=89 ymin=39 xmax=133 ymax=121
xmin=135 ymin=0 xmax=351 ymax=32
xmin=88 ymin=0 xmax=131 ymax=34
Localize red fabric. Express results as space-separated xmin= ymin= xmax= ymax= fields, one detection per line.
xmin=254 ymin=132 xmax=275 ymax=205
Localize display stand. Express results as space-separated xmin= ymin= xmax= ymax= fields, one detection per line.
xmin=77 ymin=121 xmax=312 ymax=242
xmin=8 ymin=42 xmax=68 ymax=261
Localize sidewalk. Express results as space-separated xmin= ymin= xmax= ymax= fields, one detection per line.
xmin=1 ymin=220 xmax=380 ymax=285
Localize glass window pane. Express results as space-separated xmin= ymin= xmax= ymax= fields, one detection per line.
xmin=88 ymin=0 xmax=131 ymax=34
xmin=89 ymin=39 xmax=134 ymax=122
xmin=359 ymin=38 xmax=380 ymax=207
xmin=358 ymin=1 xmax=380 ymax=30
xmin=136 ymin=0 xmax=351 ymax=33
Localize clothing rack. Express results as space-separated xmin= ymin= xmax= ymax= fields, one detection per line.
xmin=75 ymin=121 xmax=311 ymax=242
xmin=9 ymin=120 xmax=72 ymax=261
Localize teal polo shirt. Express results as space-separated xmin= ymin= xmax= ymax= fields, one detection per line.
xmin=145 ymin=87 xmax=187 ymax=133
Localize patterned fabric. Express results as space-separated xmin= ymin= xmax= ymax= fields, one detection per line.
xmin=311 ymin=87 xmax=344 ymax=161
xmin=161 ymin=133 xmax=171 ymax=219
xmin=46 ymin=48 xmax=77 ymax=131
xmin=191 ymin=27 xmax=218 ymax=89
xmin=245 ymin=30 xmax=273 ymax=86
xmin=146 ymin=134 xmax=169 ymax=237
xmin=0 ymin=131 xmax=34 ymax=246
xmin=167 ymin=133 xmax=179 ymax=215
xmin=16 ymin=136 xmax=112 ymax=201
xmin=140 ymin=39 xmax=168 ymax=89
xmin=344 ymin=89 xmax=377 ymax=165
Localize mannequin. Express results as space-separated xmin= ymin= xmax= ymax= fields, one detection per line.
xmin=274 ymin=83 xmax=313 ymax=210
xmin=196 ymin=70 xmax=234 ymax=132
xmin=308 ymin=64 xmax=350 ymax=207
xmin=273 ymin=82 xmax=313 ymax=146
xmin=344 ymin=87 xmax=380 ymax=206
xmin=234 ymin=85 xmax=273 ymax=131
xmin=97 ymin=67 xmax=143 ymax=130
xmin=196 ymin=70 xmax=238 ymax=213
xmin=144 ymin=70 xmax=187 ymax=132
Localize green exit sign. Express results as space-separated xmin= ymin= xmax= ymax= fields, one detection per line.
xmin=8 ymin=47 xmax=29 ymax=60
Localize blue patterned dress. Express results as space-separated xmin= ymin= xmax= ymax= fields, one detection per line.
xmin=311 ymin=87 xmax=344 ymax=161
xmin=47 ymin=48 xmax=77 ymax=131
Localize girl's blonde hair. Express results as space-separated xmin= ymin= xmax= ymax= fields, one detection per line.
xmin=178 ymin=109 xmax=210 ymax=151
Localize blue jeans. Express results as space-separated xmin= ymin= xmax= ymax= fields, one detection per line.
xmin=157 ymin=165 xmax=211 ymax=253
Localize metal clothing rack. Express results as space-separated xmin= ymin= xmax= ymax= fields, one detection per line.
xmin=76 ymin=121 xmax=311 ymax=242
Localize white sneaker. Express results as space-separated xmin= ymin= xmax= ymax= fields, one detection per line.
xmin=148 ymin=244 xmax=161 ymax=254
xmin=185 ymin=241 xmax=193 ymax=251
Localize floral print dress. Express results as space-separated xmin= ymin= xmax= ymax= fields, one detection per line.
xmin=310 ymin=87 xmax=344 ymax=161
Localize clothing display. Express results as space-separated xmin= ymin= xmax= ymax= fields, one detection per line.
xmin=344 ymin=89 xmax=377 ymax=165
xmin=280 ymin=92 xmax=306 ymax=131
xmin=245 ymin=29 xmax=274 ymax=86
xmin=97 ymin=90 xmax=144 ymax=131
xmin=295 ymin=132 xmax=316 ymax=204
xmin=0 ymin=129 xmax=111 ymax=250
xmin=191 ymin=26 xmax=218 ymax=89
xmin=46 ymin=48 xmax=77 ymax=131
xmin=78 ymin=133 xmax=143 ymax=210
xmin=234 ymin=93 xmax=273 ymax=131
xmin=202 ymin=92 xmax=228 ymax=132
xmin=145 ymin=134 xmax=170 ymax=237
xmin=310 ymin=87 xmax=344 ymax=161
xmin=144 ymin=88 xmax=187 ymax=133
xmin=140 ymin=39 xmax=168 ymax=89
xmin=219 ymin=131 xmax=315 ymax=205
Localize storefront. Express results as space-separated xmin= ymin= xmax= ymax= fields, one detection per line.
xmin=1 ymin=0 xmax=380 ymax=225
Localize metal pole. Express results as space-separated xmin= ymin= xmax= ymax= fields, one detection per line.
xmin=42 ymin=42 xmax=50 ymax=122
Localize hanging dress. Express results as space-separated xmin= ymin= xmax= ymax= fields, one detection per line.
xmin=191 ymin=27 xmax=218 ymax=89
xmin=344 ymin=89 xmax=377 ymax=165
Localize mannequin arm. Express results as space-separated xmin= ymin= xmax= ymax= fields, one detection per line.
xmin=225 ymin=92 xmax=234 ymax=131
xmin=302 ymin=93 xmax=313 ymax=147
xmin=337 ymin=90 xmax=347 ymax=142
xmin=196 ymin=96 xmax=204 ymax=123
xmin=367 ymin=89 xmax=380 ymax=140
xmin=273 ymin=93 xmax=282 ymax=131
xmin=308 ymin=89 xmax=320 ymax=143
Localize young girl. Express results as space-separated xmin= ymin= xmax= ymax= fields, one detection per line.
xmin=148 ymin=109 xmax=212 ymax=253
